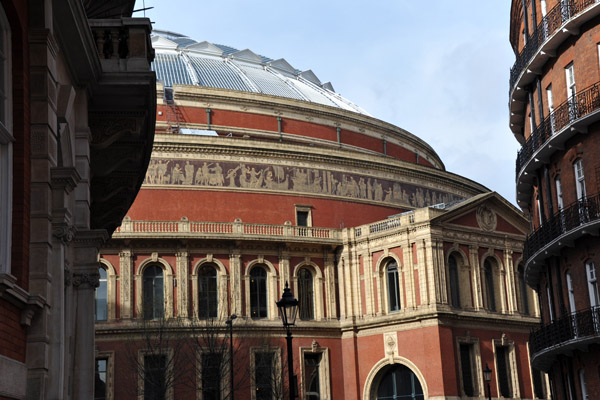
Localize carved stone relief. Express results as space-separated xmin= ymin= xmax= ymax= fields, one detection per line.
xmin=143 ymin=158 xmax=463 ymax=208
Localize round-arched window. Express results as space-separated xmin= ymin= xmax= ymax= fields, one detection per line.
xmin=377 ymin=364 xmax=424 ymax=400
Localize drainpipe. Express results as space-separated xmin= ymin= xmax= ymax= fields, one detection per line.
xmin=277 ymin=116 xmax=282 ymax=142
xmin=206 ymin=108 xmax=211 ymax=130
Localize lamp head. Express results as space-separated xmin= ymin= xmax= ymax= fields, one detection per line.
xmin=276 ymin=282 xmax=298 ymax=328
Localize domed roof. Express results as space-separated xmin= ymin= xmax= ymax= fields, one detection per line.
xmin=151 ymin=30 xmax=370 ymax=115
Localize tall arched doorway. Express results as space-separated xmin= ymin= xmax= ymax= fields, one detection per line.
xmin=376 ymin=364 xmax=424 ymax=400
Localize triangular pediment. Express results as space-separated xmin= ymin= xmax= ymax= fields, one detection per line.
xmin=321 ymin=81 xmax=335 ymax=92
xmin=151 ymin=35 xmax=179 ymax=51
xmin=299 ymin=70 xmax=321 ymax=85
xmin=432 ymin=192 xmax=529 ymax=236
xmin=230 ymin=49 xmax=263 ymax=63
xmin=186 ymin=41 xmax=224 ymax=56
xmin=268 ymin=58 xmax=296 ymax=75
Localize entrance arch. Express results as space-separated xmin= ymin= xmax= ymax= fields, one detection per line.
xmin=363 ymin=358 xmax=427 ymax=400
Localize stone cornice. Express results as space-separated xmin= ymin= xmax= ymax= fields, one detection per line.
xmin=161 ymin=84 xmax=445 ymax=169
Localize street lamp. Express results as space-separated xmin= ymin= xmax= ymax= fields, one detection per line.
xmin=225 ymin=314 xmax=237 ymax=400
xmin=276 ymin=282 xmax=299 ymax=400
xmin=483 ymin=363 xmax=492 ymax=400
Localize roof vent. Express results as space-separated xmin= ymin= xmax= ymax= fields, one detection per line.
xmin=299 ymin=70 xmax=321 ymax=85
xmin=230 ymin=49 xmax=263 ymax=63
xmin=186 ymin=41 xmax=224 ymax=56
xmin=321 ymin=82 xmax=335 ymax=92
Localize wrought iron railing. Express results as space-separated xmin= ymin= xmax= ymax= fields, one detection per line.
xmin=523 ymin=193 xmax=600 ymax=262
xmin=530 ymin=306 xmax=600 ymax=355
xmin=509 ymin=0 xmax=597 ymax=93
xmin=516 ymin=81 xmax=600 ymax=176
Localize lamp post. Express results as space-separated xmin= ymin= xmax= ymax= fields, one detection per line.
xmin=276 ymin=282 xmax=299 ymax=400
xmin=225 ymin=314 xmax=237 ymax=400
xmin=483 ymin=363 xmax=492 ymax=400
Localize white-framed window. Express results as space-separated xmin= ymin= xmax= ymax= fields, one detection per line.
xmin=143 ymin=264 xmax=165 ymax=320
xmin=95 ymin=351 xmax=114 ymax=400
xmin=586 ymin=260 xmax=600 ymax=307
xmin=300 ymin=346 xmax=331 ymax=400
xmin=385 ymin=259 xmax=401 ymax=313
xmin=250 ymin=266 xmax=268 ymax=319
xmin=457 ymin=340 xmax=480 ymax=397
xmin=574 ymin=159 xmax=586 ymax=200
xmin=555 ymin=177 xmax=563 ymax=210
xmin=295 ymin=205 xmax=313 ymax=227
xmin=566 ymin=63 xmax=576 ymax=99
xmin=493 ymin=340 xmax=520 ymax=399
xmin=0 ymin=2 xmax=12 ymax=275
xmin=566 ymin=271 xmax=576 ymax=314
xmin=251 ymin=347 xmax=282 ymax=400
xmin=297 ymin=267 xmax=314 ymax=320
xmin=448 ymin=253 xmax=461 ymax=308
xmin=547 ymin=85 xmax=556 ymax=132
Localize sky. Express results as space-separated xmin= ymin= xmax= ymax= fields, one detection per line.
xmin=133 ymin=1 xmax=520 ymax=205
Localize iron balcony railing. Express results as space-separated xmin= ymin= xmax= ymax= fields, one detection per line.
xmin=509 ymin=0 xmax=597 ymax=93
xmin=516 ymin=81 xmax=600 ymax=177
xmin=530 ymin=306 xmax=600 ymax=355
xmin=523 ymin=193 xmax=600 ymax=263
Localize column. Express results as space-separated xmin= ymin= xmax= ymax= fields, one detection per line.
xmin=119 ymin=250 xmax=133 ymax=319
xmin=176 ymin=251 xmax=189 ymax=317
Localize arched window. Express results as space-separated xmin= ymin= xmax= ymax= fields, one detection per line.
xmin=376 ymin=364 xmax=424 ymax=400
xmin=386 ymin=260 xmax=401 ymax=312
xmin=198 ymin=265 xmax=218 ymax=319
xmin=95 ymin=267 xmax=108 ymax=321
xmin=250 ymin=267 xmax=267 ymax=319
xmin=484 ymin=259 xmax=496 ymax=312
xmin=0 ymin=4 xmax=12 ymax=275
xmin=586 ymin=260 xmax=600 ymax=308
xmin=448 ymin=254 xmax=460 ymax=308
xmin=517 ymin=265 xmax=529 ymax=315
xmin=298 ymin=268 xmax=314 ymax=320
xmin=143 ymin=264 xmax=164 ymax=320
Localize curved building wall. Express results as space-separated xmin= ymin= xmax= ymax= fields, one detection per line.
xmin=510 ymin=1 xmax=600 ymax=399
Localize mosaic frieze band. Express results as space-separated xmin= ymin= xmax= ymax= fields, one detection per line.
xmin=144 ymin=158 xmax=464 ymax=208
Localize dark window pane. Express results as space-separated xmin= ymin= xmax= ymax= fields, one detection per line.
xmin=94 ymin=358 xmax=107 ymax=400
xmin=459 ymin=344 xmax=474 ymax=396
xmin=449 ymin=255 xmax=461 ymax=308
xmin=299 ymin=268 xmax=314 ymax=320
xmin=199 ymin=265 xmax=218 ymax=318
xmin=377 ymin=364 xmax=424 ymax=400
xmin=202 ymin=352 xmax=222 ymax=400
xmin=496 ymin=346 xmax=512 ymax=398
xmin=250 ymin=267 xmax=267 ymax=319
xmin=255 ymin=352 xmax=273 ymax=400
xmin=387 ymin=261 xmax=401 ymax=312
xmin=485 ymin=259 xmax=496 ymax=312
xmin=144 ymin=355 xmax=166 ymax=400
xmin=304 ymin=353 xmax=321 ymax=399
xmin=297 ymin=211 xmax=309 ymax=226
xmin=143 ymin=265 xmax=164 ymax=320
xmin=96 ymin=268 xmax=108 ymax=321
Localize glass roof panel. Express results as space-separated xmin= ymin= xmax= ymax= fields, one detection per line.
xmin=188 ymin=56 xmax=253 ymax=92
xmin=152 ymin=53 xmax=194 ymax=87
xmin=235 ymin=63 xmax=304 ymax=100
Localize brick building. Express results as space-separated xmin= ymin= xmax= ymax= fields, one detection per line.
xmin=93 ymin=31 xmax=544 ymax=399
xmin=509 ymin=0 xmax=600 ymax=399
xmin=0 ymin=1 xmax=156 ymax=399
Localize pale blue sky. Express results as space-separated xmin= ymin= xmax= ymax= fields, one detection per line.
xmin=134 ymin=1 xmax=520 ymax=205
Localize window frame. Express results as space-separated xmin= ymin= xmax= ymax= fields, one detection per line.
xmin=197 ymin=264 xmax=218 ymax=319
xmin=385 ymin=259 xmax=401 ymax=313
xmin=586 ymin=260 xmax=600 ymax=308
xmin=299 ymin=346 xmax=331 ymax=400
xmin=143 ymin=264 xmax=165 ymax=321
xmin=297 ymin=267 xmax=314 ymax=320
xmin=574 ymin=158 xmax=586 ymax=200
xmin=455 ymin=336 xmax=482 ymax=398
xmin=96 ymin=267 xmax=108 ymax=322
xmin=483 ymin=258 xmax=497 ymax=312
xmin=94 ymin=351 xmax=114 ymax=400
xmin=251 ymin=346 xmax=281 ymax=400
xmin=249 ymin=266 xmax=268 ymax=319
xmin=493 ymin=338 xmax=520 ymax=399
xmin=448 ymin=253 xmax=461 ymax=309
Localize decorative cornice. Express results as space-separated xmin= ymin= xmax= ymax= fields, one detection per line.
xmin=50 ymin=166 xmax=81 ymax=193
xmin=72 ymin=272 xmax=100 ymax=289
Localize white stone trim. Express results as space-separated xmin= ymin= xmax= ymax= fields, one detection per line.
xmin=374 ymin=253 xmax=404 ymax=315
xmin=299 ymin=344 xmax=331 ymax=400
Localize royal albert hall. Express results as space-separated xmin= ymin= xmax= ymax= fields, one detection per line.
xmin=94 ymin=31 xmax=543 ymax=400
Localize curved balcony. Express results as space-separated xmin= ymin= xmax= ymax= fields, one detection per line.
xmin=509 ymin=0 xmax=600 ymax=135
xmin=515 ymin=81 xmax=600 ymax=209
xmin=523 ymin=193 xmax=600 ymax=286
xmin=529 ymin=306 xmax=600 ymax=371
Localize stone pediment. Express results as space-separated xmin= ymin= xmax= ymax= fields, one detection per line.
xmin=433 ymin=192 xmax=528 ymax=236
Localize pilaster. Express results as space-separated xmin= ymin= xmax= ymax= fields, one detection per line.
xmin=470 ymin=245 xmax=483 ymax=310
xmin=118 ymin=250 xmax=133 ymax=319
xmin=229 ymin=250 xmax=242 ymax=316
xmin=176 ymin=250 xmax=189 ymax=317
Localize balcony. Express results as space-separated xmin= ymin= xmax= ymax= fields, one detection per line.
xmin=523 ymin=193 xmax=600 ymax=286
xmin=509 ymin=0 xmax=600 ymax=135
xmin=515 ymin=81 xmax=600 ymax=209
xmin=112 ymin=217 xmax=341 ymax=245
xmin=529 ymin=306 xmax=600 ymax=371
